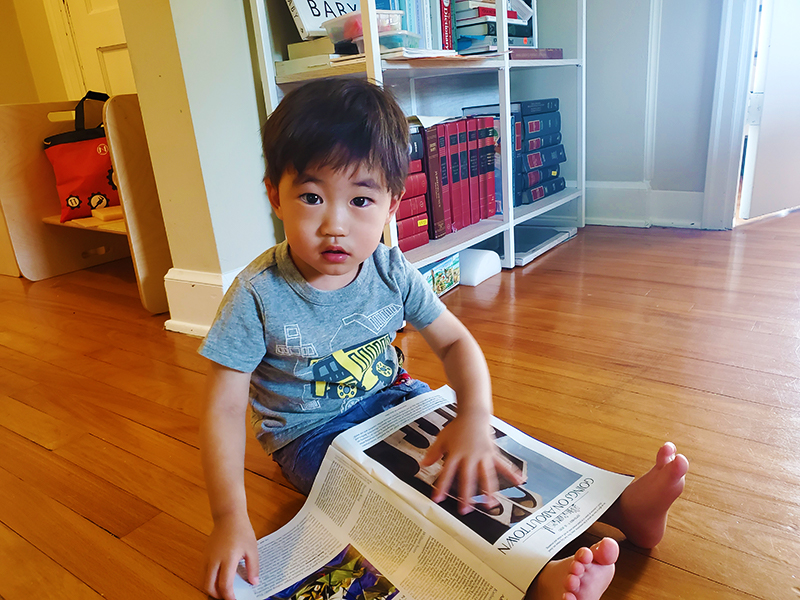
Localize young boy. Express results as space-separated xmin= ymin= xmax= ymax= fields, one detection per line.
xmin=199 ymin=78 xmax=689 ymax=600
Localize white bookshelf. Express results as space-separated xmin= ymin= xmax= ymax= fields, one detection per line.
xmin=248 ymin=0 xmax=586 ymax=270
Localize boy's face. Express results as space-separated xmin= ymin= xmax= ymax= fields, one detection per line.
xmin=267 ymin=163 xmax=401 ymax=291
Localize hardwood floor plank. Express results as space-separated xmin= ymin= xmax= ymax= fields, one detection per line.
xmin=0 ymin=522 xmax=104 ymax=600
xmin=0 ymin=424 xmax=160 ymax=538
xmin=0 ymin=394 xmax=84 ymax=450
xmin=0 ymin=468 xmax=203 ymax=600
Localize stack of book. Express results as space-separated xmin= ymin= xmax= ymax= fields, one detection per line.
xmin=454 ymin=0 xmax=535 ymax=55
xmin=463 ymin=97 xmax=567 ymax=211
xmin=397 ymin=125 xmax=429 ymax=252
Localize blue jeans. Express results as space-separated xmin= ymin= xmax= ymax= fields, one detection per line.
xmin=272 ymin=377 xmax=432 ymax=495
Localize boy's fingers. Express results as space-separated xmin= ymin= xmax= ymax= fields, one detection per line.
xmin=495 ymin=455 xmax=524 ymax=485
xmin=432 ymin=458 xmax=457 ymax=503
xmin=419 ymin=436 xmax=443 ymax=468
xmin=218 ymin=558 xmax=239 ymax=600
xmin=457 ymin=462 xmax=477 ymax=514
xmin=204 ymin=560 xmax=222 ymax=598
xmin=478 ymin=459 xmax=499 ymax=505
xmin=245 ymin=548 xmax=261 ymax=586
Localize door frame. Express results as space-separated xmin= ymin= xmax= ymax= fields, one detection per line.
xmin=701 ymin=0 xmax=759 ymax=229
xmin=41 ymin=0 xmax=86 ymax=99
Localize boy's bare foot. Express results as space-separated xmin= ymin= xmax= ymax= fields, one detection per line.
xmin=601 ymin=442 xmax=689 ymax=548
xmin=527 ymin=538 xmax=619 ymax=600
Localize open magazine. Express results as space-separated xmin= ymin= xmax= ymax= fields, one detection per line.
xmin=233 ymin=386 xmax=633 ymax=600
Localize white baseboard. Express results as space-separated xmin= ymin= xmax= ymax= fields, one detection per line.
xmin=163 ymin=268 xmax=224 ymax=337
xmin=586 ymin=182 xmax=704 ymax=229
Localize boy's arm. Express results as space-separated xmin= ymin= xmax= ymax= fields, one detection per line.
xmin=416 ymin=309 xmax=523 ymax=514
xmin=200 ymin=361 xmax=259 ymax=600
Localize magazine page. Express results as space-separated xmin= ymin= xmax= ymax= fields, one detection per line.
xmin=333 ymin=386 xmax=634 ymax=592
xmin=233 ymin=444 xmax=521 ymax=600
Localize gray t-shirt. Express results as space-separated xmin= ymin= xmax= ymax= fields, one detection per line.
xmin=199 ymin=241 xmax=445 ymax=453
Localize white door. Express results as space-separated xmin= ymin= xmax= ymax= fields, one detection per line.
xmin=739 ymin=0 xmax=800 ymax=220
xmin=49 ymin=0 xmax=136 ymax=96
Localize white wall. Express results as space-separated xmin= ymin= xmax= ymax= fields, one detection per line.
xmin=118 ymin=0 xmax=278 ymax=335
xmin=586 ymin=0 xmax=723 ymax=228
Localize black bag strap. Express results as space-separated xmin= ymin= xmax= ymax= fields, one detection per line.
xmin=75 ymin=91 xmax=110 ymax=131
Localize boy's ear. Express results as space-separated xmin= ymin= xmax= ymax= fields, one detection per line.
xmin=385 ymin=192 xmax=403 ymax=224
xmin=265 ymin=179 xmax=283 ymax=220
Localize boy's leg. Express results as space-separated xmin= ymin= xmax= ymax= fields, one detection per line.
xmin=272 ymin=377 xmax=432 ymax=495
xmin=598 ymin=442 xmax=689 ymax=548
xmin=525 ymin=538 xmax=618 ymax=600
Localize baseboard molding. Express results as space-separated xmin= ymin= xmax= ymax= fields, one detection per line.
xmin=586 ymin=182 xmax=705 ymax=228
xmin=163 ymin=268 xmax=224 ymax=337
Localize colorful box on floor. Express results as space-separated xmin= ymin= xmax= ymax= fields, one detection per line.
xmin=419 ymin=253 xmax=460 ymax=296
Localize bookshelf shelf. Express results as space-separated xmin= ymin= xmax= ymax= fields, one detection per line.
xmin=252 ymin=0 xmax=586 ymax=272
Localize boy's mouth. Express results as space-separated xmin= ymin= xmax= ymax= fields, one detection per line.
xmin=322 ymin=246 xmax=349 ymax=262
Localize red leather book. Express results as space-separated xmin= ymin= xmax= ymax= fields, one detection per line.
xmin=397 ymin=213 xmax=430 ymax=239
xmin=457 ymin=119 xmax=470 ymax=226
xmin=477 ymin=117 xmax=490 ymax=220
xmin=484 ymin=116 xmax=496 ymax=217
xmin=401 ymin=171 xmax=427 ymax=200
xmin=422 ymin=124 xmax=447 ymax=239
xmin=396 ymin=194 xmax=427 ymax=221
xmin=409 ymin=158 xmax=423 ymax=174
xmin=466 ymin=118 xmax=481 ymax=225
xmin=398 ymin=230 xmax=429 ymax=253
xmin=445 ymin=121 xmax=464 ymax=230
xmin=439 ymin=0 xmax=453 ymax=50
xmin=436 ymin=123 xmax=452 ymax=234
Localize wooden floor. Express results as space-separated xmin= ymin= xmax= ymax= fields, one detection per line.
xmin=2 ymin=213 xmax=799 ymax=600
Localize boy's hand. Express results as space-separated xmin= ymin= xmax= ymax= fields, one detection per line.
xmin=204 ymin=514 xmax=259 ymax=600
xmin=419 ymin=412 xmax=524 ymax=515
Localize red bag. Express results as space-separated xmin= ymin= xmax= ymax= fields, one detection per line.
xmin=44 ymin=91 xmax=120 ymax=223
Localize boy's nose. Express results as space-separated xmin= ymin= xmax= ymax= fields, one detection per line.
xmin=320 ymin=205 xmax=348 ymax=237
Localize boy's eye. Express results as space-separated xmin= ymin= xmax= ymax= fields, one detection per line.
xmin=351 ymin=197 xmax=374 ymax=208
xmin=300 ymin=193 xmax=322 ymax=205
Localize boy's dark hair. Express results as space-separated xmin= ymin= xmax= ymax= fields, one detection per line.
xmin=262 ymin=78 xmax=409 ymax=198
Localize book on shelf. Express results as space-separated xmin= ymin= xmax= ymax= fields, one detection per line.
xmin=402 ymin=171 xmax=428 ymax=200
xmin=484 ymin=116 xmax=497 ymax=217
xmin=516 ymin=143 xmax=567 ymax=173
xmin=455 ymin=15 xmax=529 ymax=27
xmin=421 ymin=121 xmax=447 ymax=239
xmin=520 ymin=97 xmax=559 ymax=116
xmin=466 ymin=117 xmax=481 ymax=225
xmin=517 ymin=175 xmax=567 ymax=206
xmin=397 ymin=194 xmax=428 ymax=221
xmin=230 ymin=386 xmax=632 ymax=600
xmin=457 ymin=119 xmax=470 ymax=226
xmin=457 ymin=35 xmax=535 ymax=54
xmin=409 ymin=128 xmax=425 ymax=163
xmin=274 ymin=53 xmax=363 ymax=78
xmin=515 ymin=164 xmax=560 ymax=197
xmin=456 ymin=21 xmax=533 ymax=38
xmin=523 ymin=131 xmax=562 ymax=152
xmin=454 ymin=7 xmax=518 ymax=20
xmin=284 ymin=0 xmax=360 ymax=39
xmin=287 ymin=36 xmax=336 ymax=59
xmin=439 ymin=0 xmax=454 ymax=50
xmin=397 ymin=212 xmax=430 ymax=238
xmin=523 ymin=111 xmax=561 ymax=138
xmin=445 ymin=121 xmax=465 ymax=230
xmin=436 ymin=123 xmax=453 ymax=233
xmin=409 ymin=158 xmax=423 ymax=173
xmin=398 ymin=229 xmax=429 ymax=252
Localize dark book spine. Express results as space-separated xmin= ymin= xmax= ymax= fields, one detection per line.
xmin=458 ymin=21 xmax=533 ymax=38
xmin=520 ymin=98 xmax=559 ymax=116
xmin=437 ymin=124 xmax=452 ymax=233
xmin=523 ymin=111 xmax=561 ymax=139
xmin=409 ymin=132 xmax=425 ymax=161
xmin=484 ymin=116 xmax=496 ymax=217
xmin=516 ymin=144 xmax=567 ymax=173
xmin=423 ymin=126 xmax=447 ymax=239
xmin=523 ymin=131 xmax=562 ymax=153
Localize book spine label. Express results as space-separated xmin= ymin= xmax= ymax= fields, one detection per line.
xmin=423 ymin=126 xmax=446 ymax=238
